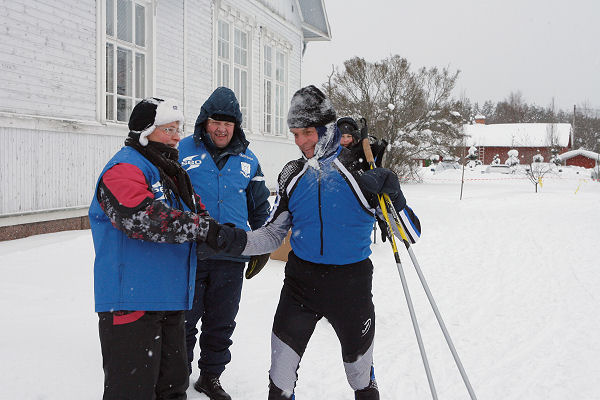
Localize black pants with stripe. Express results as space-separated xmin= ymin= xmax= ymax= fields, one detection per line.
xmin=98 ymin=310 xmax=189 ymax=400
xmin=268 ymin=252 xmax=376 ymax=399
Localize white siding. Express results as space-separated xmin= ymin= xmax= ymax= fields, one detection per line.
xmin=0 ymin=127 xmax=123 ymax=214
xmin=0 ymin=0 xmax=97 ymax=120
xmin=0 ymin=0 xmax=318 ymax=219
xmin=155 ymin=1 xmax=185 ymax=102
xmin=181 ymin=0 xmax=214 ymax=130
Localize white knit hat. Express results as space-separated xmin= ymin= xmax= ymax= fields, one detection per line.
xmin=128 ymin=98 xmax=185 ymax=146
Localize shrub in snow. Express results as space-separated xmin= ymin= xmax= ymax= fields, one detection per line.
xmin=506 ymin=149 xmax=520 ymax=167
xmin=491 ymin=154 xmax=501 ymax=165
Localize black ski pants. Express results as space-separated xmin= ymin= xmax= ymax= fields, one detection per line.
xmin=98 ymin=310 xmax=188 ymax=400
xmin=184 ymin=258 xmax=244 ymax=376
xmin=268 ymin=252 xmax=377 ymax=399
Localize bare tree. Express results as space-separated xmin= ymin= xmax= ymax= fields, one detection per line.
xmin=525 ymin=153 xmax=552 ymax=193
xmin=325 ymin=55 xmax=464 ymax=179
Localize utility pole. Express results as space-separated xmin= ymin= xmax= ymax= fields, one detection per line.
xmin=572 ymin=105 xmax=576 ymax=149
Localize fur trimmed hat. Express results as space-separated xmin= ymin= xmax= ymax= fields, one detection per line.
xmin=128 ymin=97 xmax=185 ymax=146
xmin=287 ymin=85 xmax=336 ymax=129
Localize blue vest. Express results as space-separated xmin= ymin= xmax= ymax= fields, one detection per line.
xmin=178 ymin=137 xmax=259 ymax=231
xmin=289 ymin=160 xmax=375 ymax=265
xmin=89 ymin=146 xmax=196 ymax=312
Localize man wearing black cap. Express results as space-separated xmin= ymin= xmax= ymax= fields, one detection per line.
xmin=89 ymin=97 xmax=246 ymax=400
xmin=178 ymin=87 xmax=270 ymax=399
xmin=240 ymin=86 xmax=421 ymax=399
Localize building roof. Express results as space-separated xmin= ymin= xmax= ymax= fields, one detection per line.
xmin=558 ymin=149 xmax=600 ymax=161
xmin=463 ymin=123 xmax=571 ymax=147
xmin=296 ymin=0 xmax=331 ymax=42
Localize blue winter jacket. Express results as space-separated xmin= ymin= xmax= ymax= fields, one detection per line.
xmin=179 ymin=87 xmax=270 ymax=262
xmin=89 ymin=147 xmax=196 ymax=312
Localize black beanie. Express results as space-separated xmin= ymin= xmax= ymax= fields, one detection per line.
xmin=209 ymin=113 xmax=237 ymax=124
xmin=287 ymin=85 xmax=336 ymax=128
xmin=337 ymin=117 xmax=361 ymax=141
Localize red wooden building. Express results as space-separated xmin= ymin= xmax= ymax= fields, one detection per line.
xmin=462 ymin=122 xmax=572 ymax=164
xmin=557 ymin=149 xmax=600 ymax=168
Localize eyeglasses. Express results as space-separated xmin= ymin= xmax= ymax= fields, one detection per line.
xmin=159 ymin=127 xmax=182 ymax=136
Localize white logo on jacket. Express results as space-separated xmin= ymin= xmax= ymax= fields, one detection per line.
xmin=151 ymin=181 xmax=166 ymax=201
xmin=240 ymin=162 xmax=251 ymax=178
xmin=181 ymin=155 xmax=203 ymax=171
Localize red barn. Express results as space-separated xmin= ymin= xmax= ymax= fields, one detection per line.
xmin=462 ymin=122 xmax=572 ymax=164
xmin=557 ymin=149 xmax=600 ymax=168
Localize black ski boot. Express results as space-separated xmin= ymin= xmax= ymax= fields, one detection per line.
xmin=268 ymin=379 xmax=294 ymax=400
xmin=194 ymin=374 xmax=232 ymax=400
xmin=354 ymin=379 xmax=379 ymax=400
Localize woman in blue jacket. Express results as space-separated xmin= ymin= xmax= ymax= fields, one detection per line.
xmin=89 ymin=97 xmax=246 ymax=400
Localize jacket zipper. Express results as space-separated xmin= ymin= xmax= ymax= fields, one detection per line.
xmin=318 ymin=171 xmax=324 ymax=255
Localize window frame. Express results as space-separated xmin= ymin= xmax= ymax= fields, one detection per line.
xmin=261 ymin=32 xmax=290 ymax=137
xmin=214 ymin=7 xmax=253 ymax=130
xmin=98 ymin=0 xmax=155 ymax=124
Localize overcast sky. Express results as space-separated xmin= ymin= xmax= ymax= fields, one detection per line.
xmin=301 ymin=0 xmax=600 ymax=113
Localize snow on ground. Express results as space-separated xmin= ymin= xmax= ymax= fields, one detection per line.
xmin=1 ymin=166 xmax=600 ymax=399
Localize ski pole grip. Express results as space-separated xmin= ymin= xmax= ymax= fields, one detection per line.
xmin=359 ymin=118 xmax=376 ymax=165
xmin=362 ymin=138 xmax=375 ymax=165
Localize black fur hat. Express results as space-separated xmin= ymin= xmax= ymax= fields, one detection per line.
xmin=287 ymin=85 xmax=336 ymax=128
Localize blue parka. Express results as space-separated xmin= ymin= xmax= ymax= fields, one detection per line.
xmin=89 ymin=147 xmax=196 ymax=312
xmin=179 ymin=87 xmax=270 ymax=261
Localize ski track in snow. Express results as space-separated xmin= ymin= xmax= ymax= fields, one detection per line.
xmin=1 ymin=167 xmax=600 ymax=399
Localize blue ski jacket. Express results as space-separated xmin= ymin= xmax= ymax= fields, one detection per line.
xmin=179 ymin=87 xmax=270 ymax=262
xmin=89 ymin=147 xmax=196 ymax=312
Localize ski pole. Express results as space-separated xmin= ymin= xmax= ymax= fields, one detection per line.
xmin=359 ymin=119 xmax=439 ymax=400
xmin=382 ymin=194 xmax=478 ymax=400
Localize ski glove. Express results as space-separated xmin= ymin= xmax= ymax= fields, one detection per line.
xmin=358 ymin=168 xmax=407 ymax=211
xmin=245 ymin=253 xmax=270 ymax=279
xmin=376 ymin=215 xmax=390 ymax=243
xmin=198 ymin=220 xmax=248 ymax=260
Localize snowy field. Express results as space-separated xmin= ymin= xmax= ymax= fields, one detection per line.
xmin=1 ymin=166 xmax=599 ymax=399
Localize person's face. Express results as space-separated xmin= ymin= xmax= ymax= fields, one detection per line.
xmin=340 ymin=133 xmax=355 ymax=148
xmin=146 ymin=121 xmax=181 ymax=147
xmin=206 ymin=118 xmax=235 ymax=149
xmin=291 ymin=127 xmax=319 ymax=158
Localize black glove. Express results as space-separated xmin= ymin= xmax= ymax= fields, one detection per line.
xmin=376 ymin=216 xmax=390 ymax=243
xmin=245 ymin=253 xmax=270 ymax=279
xmin=200 ymin=220 xmax=247 ymax=258
xmin=358 ymin=168 xmax=406 ymax=211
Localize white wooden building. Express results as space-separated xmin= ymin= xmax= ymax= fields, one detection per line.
xmin=0 ymin=0 xmax=331 ymax=237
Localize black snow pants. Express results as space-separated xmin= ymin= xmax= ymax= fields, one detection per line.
xmin=184 ymin=258 xmax=244 ymax=376
xmin=268 ymin=251 xmax=377 ymax=399
xmin=98 ymin=310 xmax=189 ymax=400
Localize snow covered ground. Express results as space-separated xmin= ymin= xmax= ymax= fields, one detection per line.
xmin=1 ymin=166 xmax=599 ymax=399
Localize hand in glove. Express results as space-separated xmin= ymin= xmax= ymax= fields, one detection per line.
xmin=358 ymin=168 xmax=406 ymax=211
xmin=245 ymin=253 xmax=270 ymax=279
xmin=198 ymin=220 xmax=248 ymax=260
xmin=376 ymin=216 xmax=390 ymax=243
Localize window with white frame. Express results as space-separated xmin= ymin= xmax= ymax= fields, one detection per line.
xmin=216 ymin=18 xmax=250 ymax=129
xmin=263 ymin=42 xmax=287 ymax=136
xmin=104 ymin=0 xmax=151 ymax=122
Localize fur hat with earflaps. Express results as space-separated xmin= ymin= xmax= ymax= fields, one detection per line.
xmin=128 ymin=97 xmax=185 ymax=146
xmin=287 ymin=85 xmax=336 ymax=129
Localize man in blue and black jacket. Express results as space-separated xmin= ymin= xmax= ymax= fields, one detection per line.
xmin=178 ymin=87 xmax=271 ymax=400
xmin=241 ymin=85 xmax=421 ymax=400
